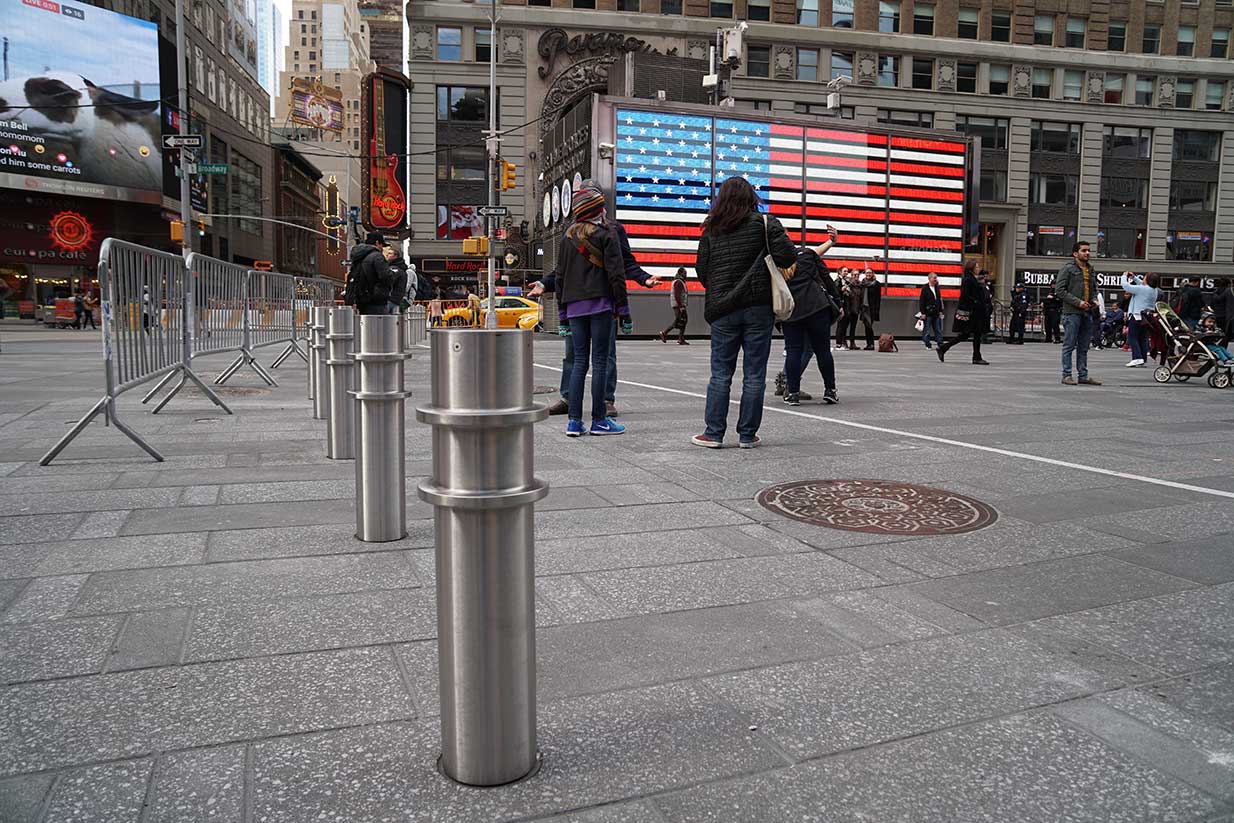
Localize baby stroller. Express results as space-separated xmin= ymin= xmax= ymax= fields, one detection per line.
xmin=1149 ymin=302 xmax=1232 ymax=389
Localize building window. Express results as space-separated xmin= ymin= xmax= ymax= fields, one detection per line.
xmin=617 ymin=0 xmax=640 ymax=9
xmin=913 ymin=3 xmax=934 ymax=35
xmin=1065 ymin=17 xmax=1086 ymax=48
xmin=437 ymin=86 xmax=490 ymax=122
xmin=955 ymin=115 xmax=1008 ymax=149
xmin=878 ymin=55 xmax=898 ymax=87
xmin=1030 ymin=173 xmax=1079 ymax=205
xmin=1027 ymin=225 xmax=1077 ymax=256
xmin=1170 ymin=180 xmax=1217 ymax=211
xmin=796 ymin=0 xmax=818 ymax=25
xmin=1167 ymin=230 xmax=1212 ymax=261
xmin=475 ymin=28 xmax=491 ymax=63
xmin=831 ymin=0 xmax=854 ymax=28
xmin=1097 ymin=228 xmax=1145 ymax=259
xmin=878 ymin=0 xmax=899 ymax=33
xmin=980 ymin=171 xmax=1007 ymax=201
xmin=1032 ymin=68 xmax=1052 ymax=99
xmin=1034 ymin=15 xmax=1054 ymax=46
xmin=1104 ymin=126 xmax=1152 ymax=158
xmin=831 ymin=51 xmax=853 ymax=81
xmin=1143 ymin=25 xmax=1160 ymax=54
xmin=1104 ymin=73 xmax=1123 ymax=104
xmin=1135 ymin=77 xmax=1155 ymax=106
xmin=710 ymin=0 xmax=733 ymax=17
xmin=230 ymin=151 xmax=264 ymax=237
xmin=660 ymin=0 xmax=681 ymax=11
xmin=958 ymin=8 xmax=978 ymax=38
xmin=1101 ymin=177 xmax=1148 ymax=208
xmin=957 ymin=62 xmax=977 ymax=93
xmin=1176 ymin=78 xmax=1195 ymax=109
xmin=1212 ymin=28 xmax=1230 ymax=58
xmin=1062 ymin=70 xmax=1083 ymax=101
xmin=438 ymin=27 xmax=462 ymax=61
xmin=747 ymin=46 xmax=770 ymax=78
xmin=1108 ymin=21 xmax=1125 ymax=51
xmin=912 ymin=58 xmax=933 ymax=89
xmin=437 ymin=205 xmax=484 ymax=239
xmin=797 ymin=49 xmax=819 ymax=81
xmin=991 ymin=11 xmax=1011 ymax=42
xmin=1177 ymin=25 xmax=1195 ymax=57
xmin=1206 ymin=81 xmax=1226 ymax=111
xmin=436 ymin=146 xmax=487 ymax=181
xmin=1031 ymin=121 xmax=1081 ymax=153
xmin=989 ymin=64 xmax=1010 ymax=95
xmin=877 ymin=109 xmax=934 ymax=127
xmin=740 ymin=99 xmax=773 ymax=111
xmin=573 ymin=0 xmax=596 ymax=7
xmin=747 ymin=0 xmax=770 ymax=21
xmin=793 ymin=102 xmax=833 ymax=114
xmin=1173 ymin=130 xmax=1221 ymax=161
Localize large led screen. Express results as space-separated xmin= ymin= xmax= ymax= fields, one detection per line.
xmin=0 ymin=0 xmax=163 ymax=201
xmin=613 ymin=108 xmax=969 ymax=296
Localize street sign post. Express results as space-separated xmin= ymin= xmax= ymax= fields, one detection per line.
xmin=478 ymin=205 xmax=509 ymax=217
xmin=163 ymin=134 xmax=203 ymax=149
xmin=196 ymin=163 xmax=228 ymax=174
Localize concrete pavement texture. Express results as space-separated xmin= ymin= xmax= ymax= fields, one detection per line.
xmin=2 ymin=324 xmax=1234 ymax=822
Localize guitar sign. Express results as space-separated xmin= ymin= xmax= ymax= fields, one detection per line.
xmin=367 ymin=74 xmax=406 ymax=230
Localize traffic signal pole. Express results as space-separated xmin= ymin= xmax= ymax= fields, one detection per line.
xmin=485 ymin=0 xmax=499 ymax=328
xmin=174 ymin=0 xmax=193 ymax=259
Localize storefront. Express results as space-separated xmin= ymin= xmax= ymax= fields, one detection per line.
xmin=416 ymin=256 xmax=496 ymax=298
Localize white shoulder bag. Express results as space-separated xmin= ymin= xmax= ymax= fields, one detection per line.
xmin=763 ymin=214 xmax=795 ymax=321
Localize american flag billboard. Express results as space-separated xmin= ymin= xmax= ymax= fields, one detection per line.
xmin=613 ymin=107 xmax=970 ymax=297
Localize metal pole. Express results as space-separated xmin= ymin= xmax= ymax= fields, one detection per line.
xmin=353 ymin=314 xmax=407 ymax=542
xmin=485 ymin=0 xmax=499 ymax=328
xmin=311 ymin=305 xmax=330 ymax=419
xmin=416 ymin=328 xmax=549 ymax=787
xmin=175 ymin=0 xmax=192 ymax=260
xmin=325 ymin=306 xmax=356 ymax=460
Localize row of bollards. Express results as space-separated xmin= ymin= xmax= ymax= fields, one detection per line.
xmin=300 ymin=303 xmax=546 ymax=788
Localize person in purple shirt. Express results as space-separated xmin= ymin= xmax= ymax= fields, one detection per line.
xmin=529 ymin=181 xmax=660 ymax=417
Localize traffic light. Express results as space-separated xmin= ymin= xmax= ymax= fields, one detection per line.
xmin=170 ymin=220 xmax=184 ymax=244
xmin=462 ymin=236 xmax=490 ymax=256
xmin=497 ymin=160 xmax=516 ymax=192
xmin=196 ymin=221 xmax=206 ymax=237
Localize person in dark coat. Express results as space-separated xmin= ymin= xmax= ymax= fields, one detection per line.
xmin=1041 ymin=285 xmax=1062 ymax=343
xmin=936 ymin=259 xmax=990 ymax=365
xmin=918 ymin=272 xmax=944 ymax=349
xmin=383 ymin=246 xmax=409 ymax=313
xmin=781 ymin=239 xmax=841 ymax=406
xmin=345 ymin=232 xmax=394 ymax=315
xmin=1007 ymin=284 xmax=1029 ymax=344
xmin=692 ymin=176 xmax=796 ymax=449
xmin=1212 ymin=281 xmax=1234 ymax=344
xmin=857 ymin=267 xmax=882 ymax=349
xmin=661 ymin=267 xmax=690 ymax=345
xmin=1178 ymin=276 xmax=1208 ymax=329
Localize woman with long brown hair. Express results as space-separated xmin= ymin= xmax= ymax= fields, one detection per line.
xmin=692 ymin=176 xmax=797 ymax=449
xmin=936 ymin=258 xmax=991 ymax=365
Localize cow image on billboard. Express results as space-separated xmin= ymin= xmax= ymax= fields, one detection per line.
xmin=0 ymin=0 xmax=163 ymax=199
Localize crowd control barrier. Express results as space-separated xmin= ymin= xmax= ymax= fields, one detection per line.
xmin=39 ymin=239 xmax=230 ymax=465
xmin=214 ymin=269 xmax=296 ymax=386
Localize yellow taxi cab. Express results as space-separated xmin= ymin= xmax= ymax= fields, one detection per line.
xmin=442 ymin=296 xmax=543 ymax=330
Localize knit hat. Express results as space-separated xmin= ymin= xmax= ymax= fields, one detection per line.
xmin=572 ymin=185 xmax=605 ymax=223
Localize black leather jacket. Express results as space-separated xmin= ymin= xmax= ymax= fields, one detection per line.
xmin=696 ymin=212 xmax=796 ymax=324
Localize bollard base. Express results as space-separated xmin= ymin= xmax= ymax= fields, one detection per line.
xmin=436 ymin=751 xmax=542 ymax=788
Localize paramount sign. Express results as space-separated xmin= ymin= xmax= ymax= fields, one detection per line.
xmin=537 ymin=28 xmax=657 ymax=78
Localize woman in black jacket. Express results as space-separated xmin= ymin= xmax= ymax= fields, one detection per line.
xmin=693 ymin=176 xmax=797 ymax=449
xmin=936 ymin=259 xmax=991 ymax=365
xmin=556 ymin=185 xmax=629 ymax=437
xmin=781 ymin=239 xmax=841 ymax=406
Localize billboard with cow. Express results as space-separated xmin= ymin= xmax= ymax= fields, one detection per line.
xmin=0 ymin=0 xmax=164 ymax=202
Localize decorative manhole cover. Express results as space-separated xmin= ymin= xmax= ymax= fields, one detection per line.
xmin=532 ymin=385 xmax=557 ymax=395
xmin=756 ymin=479 xmax=997 ymax=536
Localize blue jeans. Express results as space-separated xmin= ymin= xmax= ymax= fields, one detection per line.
xmin=567 ymin=311 xmax=614 ymax=422
xmin=1127 ymin=315 xmax=1150 ymax=361
xmin=705 ymin=305 xmax=774 ymax=442
xmin=783 ymin=309 xmax=835 ymax=393
xmin=561 ymin=318 xmax=618 ymax=402
xmin=1062 ymin=313 xmax=1092 ymax=379
xmin=921 ymin=315 xmax=943 ymax=347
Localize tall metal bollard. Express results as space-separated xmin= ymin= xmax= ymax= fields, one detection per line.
xmin=311 ymin=305 xmax=330 ymax=420
xmin=353 ymin=314 xmax=408 ymax=541
xmin=416 ymin=328 xmax=549 ymax=787
xmin=307 ymin=308 xmax=321 ymax=402
xmin=325 ymin=306 xmax=356 ymax=460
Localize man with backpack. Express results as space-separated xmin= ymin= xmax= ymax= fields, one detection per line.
xmin=660 ymin=267 xmax=689 ymax=345
xmin=344 ymin=232 xmax=394 ymax=315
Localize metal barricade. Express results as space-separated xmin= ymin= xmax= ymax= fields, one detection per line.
xmin=214 ymin=270 xmax=296 ymax=386
xmin=40 ymin=240 xmax=230 ymax=465
xmin=274 ymin=276 xmax=339 ymax=369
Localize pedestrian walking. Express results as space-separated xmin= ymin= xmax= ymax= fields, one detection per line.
xmin=833 ymin=267 xmax=851 ymax=350
xmin=1056 ymin=240 xmax=1102 ymax=385
xmin=918 ymin=272 xmax=944 ymax=349
xmin=1006 ymin=284 xmax=1028 ymax=344
xmin=344 ymin=233 xmax=395 ymax=315
xmin=428 ymin=292 xmax=444 ymax=327
xmin=1042 ymin=285 xmax=1062 ymax=343
xmin=660 ymin=267 xmax=690 ymax=345
xmin=691 ymin=176 xmax=796 ymax=449
xmin=858 ymin=267 xmax=881 ymax=350
xmin=936 ymin=259 xmax=990 ymax=365
xmin=1177 ymin=276 xmax=1207 ymax=330
xmin=781 ymin=238 xmax=841 ymax=406
xmin=383 ymin=246 xmax=409 ymax=314
xmin=72 ymin=290 xmax=86 ymax=329
xmin=80 ymin=291 xmax=97 ymax=330
xmin=554 ymin=184 xmax=628 ymax=437
xmin=1121 ymin=272 xmax=1159 ymax=367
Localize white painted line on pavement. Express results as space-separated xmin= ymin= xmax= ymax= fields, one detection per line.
xmin=534 ymin=362 xmax=1234 ymax=502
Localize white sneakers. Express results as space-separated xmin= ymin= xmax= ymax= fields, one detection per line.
xmin=1125 ymin=359 xmax=1145 ymax=367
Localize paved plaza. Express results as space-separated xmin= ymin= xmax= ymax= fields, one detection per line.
xmin=2 ymin=324 xmax=1234 ymax=822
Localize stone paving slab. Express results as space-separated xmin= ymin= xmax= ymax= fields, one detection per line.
xmin=0 ymin=533 xmax=208 ymax=579
xmin=106 ymin=607 xmax=191 ymax=672
xmin=1111 ymin=534 xmax=1234 ymax=586
xmin=146 ymin=744 xmax=246 ymax=823
xmin=0 ymin=616 xmax=121 ymax=684
xmin=1147 ymin=663 xmax=1234 ymax=733
xmin=204 ymin=521 xmax=434 ymax=562
xmin=0 ymin=772 xmax=52 ymax=823
xmin=41 ymin=758 xmax=153 ymax=823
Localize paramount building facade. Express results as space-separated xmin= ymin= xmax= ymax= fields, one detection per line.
xmin=406 ymin=0 xmax=1234 ymax=298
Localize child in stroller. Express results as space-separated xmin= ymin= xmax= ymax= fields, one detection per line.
xmin=1200 ymin=314 xmax=1234 ymax=363
xmin=1150 ymin=303 xmax=1232 ymax=388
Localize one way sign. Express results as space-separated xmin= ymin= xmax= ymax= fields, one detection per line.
xmin=162 ymin=134 xmax=203 ymax=149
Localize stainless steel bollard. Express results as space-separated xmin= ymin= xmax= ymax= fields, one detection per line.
xmin=325 ymin=307 xmax=356 ymax=460
xmin=311 ymin=306 xmax=330 ymax=420
xmin=353 ymin=315 xmax=408 ymax=542
xmin=416 ymin=328 xmax=549 ymax=787
xmin=307 ymin=308 xmax=321 ymax=402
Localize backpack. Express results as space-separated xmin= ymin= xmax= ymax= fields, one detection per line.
xmin=877 ymin=334 xmax=898 ymax=352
